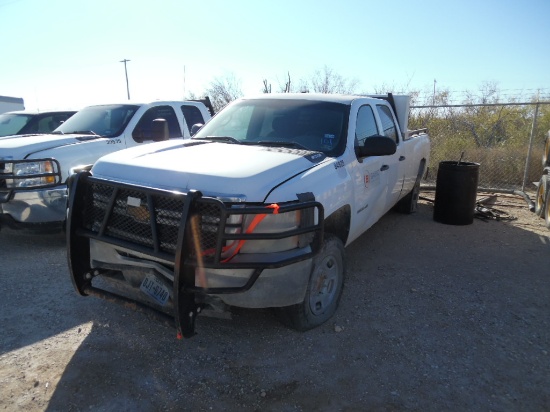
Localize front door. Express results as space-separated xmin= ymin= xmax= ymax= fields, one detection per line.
xmin=347 ymin=104 xmax=390 ymax=243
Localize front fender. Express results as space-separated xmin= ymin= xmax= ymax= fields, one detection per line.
xmin=265 ymin=158 xmax=352 ymax=220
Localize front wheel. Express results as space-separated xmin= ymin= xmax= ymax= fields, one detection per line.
xmin=275 ymin=234 xmax=345 ymax=331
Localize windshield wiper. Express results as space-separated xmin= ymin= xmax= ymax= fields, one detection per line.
xmin=196 ymin=136 xmax=241 ymax=144
xmin=51 ymin=130 xmax=64 ymax=135
xmin=254 ymin=140 xmax=308 ymax=150
xmin=71 ymin=130 xmax=100 ymax=136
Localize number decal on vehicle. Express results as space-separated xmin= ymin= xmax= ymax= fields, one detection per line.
xmin=107 ymin=139 xmax=122 ymax=144
xmin=334 ymin=160 xmax=345 ymax=170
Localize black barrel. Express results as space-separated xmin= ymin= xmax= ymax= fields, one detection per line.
xmin=433 ymin=161 xmax=480 ymax=225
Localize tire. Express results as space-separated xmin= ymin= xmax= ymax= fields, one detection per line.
xmin=535 ymin=175 xmax=548 ymax=217
xmin=394 ymin=161 xmax=425 ymax=214
xmin=276 ymin=234 xmax=345 ymax=331
xmin=543 ymin=133 xmax=550 ymax=168
xmin=545 ymin=185 xmax=550 ymax=229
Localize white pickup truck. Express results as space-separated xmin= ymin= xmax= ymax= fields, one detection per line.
xmin=0 ymin=99 xmax=212 ymax=231
xmin=67 ymin=93 xmax=430 ymax=338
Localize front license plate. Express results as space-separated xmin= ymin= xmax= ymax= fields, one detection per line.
xmin=140 ymin=274 xmax=170 ymax=306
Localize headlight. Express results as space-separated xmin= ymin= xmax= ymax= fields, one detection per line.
xmin=194 ymin=203 xmax=316 ymax=261
xmin=239 ymin=210 xmax=300 ymax=254
xmin=6 ymin=160 xmax=59 ymax=188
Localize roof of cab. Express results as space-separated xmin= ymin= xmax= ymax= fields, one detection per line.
xmin=238 ymin=93 xmax=389 ymax=105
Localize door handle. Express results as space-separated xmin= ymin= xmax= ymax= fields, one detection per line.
xmin=380 ymin=165 xmax=389 ymax=171
xmin=399 ymin=156 xmax=406 ymax=161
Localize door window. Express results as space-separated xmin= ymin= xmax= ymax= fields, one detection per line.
xmin=132 ymin=106 xmax=182 ymax=142
xmin=355 ymin=105 xmax=379 ymax=149
xmin=376 ymin=105 xmax=398 ymax=143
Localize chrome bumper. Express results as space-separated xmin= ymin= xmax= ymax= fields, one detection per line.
xmin=0 ymin=186 xmax=68 ymax=224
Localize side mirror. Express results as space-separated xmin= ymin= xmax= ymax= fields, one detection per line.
xmin=151 ymin=118 xmax=169 ymax=142
xmin=190 ymin=123 xmax=204 ymax=136
xmin=355 ymin=135 xmax=397 ymax=158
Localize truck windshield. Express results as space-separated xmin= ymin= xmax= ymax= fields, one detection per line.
xmin=0 ymin=113 xmax=33 ymax=137
xmin=54 ymin=104 xmax=139 ymax=138
xmin=194 ymin=99 xmax=350 ymax=156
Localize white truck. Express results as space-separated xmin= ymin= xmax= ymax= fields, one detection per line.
xmin=0 ymin=99 xmax=213 ymax=231
xmin=66 ymin=93 xmax=430 ymax=338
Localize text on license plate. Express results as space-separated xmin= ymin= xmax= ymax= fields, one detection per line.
xmin=140 ymin=274 xmax=170 ymax=306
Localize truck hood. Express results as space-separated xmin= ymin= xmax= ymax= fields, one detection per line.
xmin=0 ymin=133 xmax=101 ymax=159
xmin=92 ymin=140 xmax=328 ymax=202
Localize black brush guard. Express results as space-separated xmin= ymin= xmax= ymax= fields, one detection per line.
xmin=67 ymin=171 xmax=323 ymax=338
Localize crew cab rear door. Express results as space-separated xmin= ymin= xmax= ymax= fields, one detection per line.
xmin=375 ymin=103 xmax=406 ymax=209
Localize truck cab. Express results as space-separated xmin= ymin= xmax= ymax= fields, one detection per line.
xmin=0 ymin=99 xmax=213 ymax=231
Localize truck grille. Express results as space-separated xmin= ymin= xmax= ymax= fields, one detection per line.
xmin=81 ymin=181 xmax=226 ymax=260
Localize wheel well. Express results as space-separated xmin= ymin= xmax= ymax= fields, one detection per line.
xmin=324 ymin=205 xmax=350 ymax=246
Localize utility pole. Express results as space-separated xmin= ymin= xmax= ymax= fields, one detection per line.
xmin=120 ymin=59 xmax=131 ymax=100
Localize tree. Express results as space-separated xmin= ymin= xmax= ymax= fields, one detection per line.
xmin=309 ymin=65 xmax=359 ymax=94
xmin=262 ymin=72 xmax=292 ymax=93
xmin=262 ymin=66 xmax=359 ymax=95
xmin=205 ymin=73 xmax=243 ymax=112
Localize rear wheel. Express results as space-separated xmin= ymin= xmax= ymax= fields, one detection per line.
xmin=394 ymin=161 xmax=425 ymax=214
xmin=276 ymin=234 xmax=345 ymax=331
xmin=535 ymin=175 xmax=548 ymax=217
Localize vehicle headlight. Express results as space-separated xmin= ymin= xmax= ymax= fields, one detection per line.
xmin=6 ymin=160 xmax=58 ymax=188
xmin=194 ymin=203 xmax=316 ymax=260
xmin=239 ymin=210 xmax=301 ymax=254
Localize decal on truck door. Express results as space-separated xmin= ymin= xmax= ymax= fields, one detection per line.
xmin=364 ymin=171 xmax=380 ymax=189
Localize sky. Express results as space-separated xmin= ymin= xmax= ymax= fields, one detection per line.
xmin=1 ymin=0 xmax=549 ymax=111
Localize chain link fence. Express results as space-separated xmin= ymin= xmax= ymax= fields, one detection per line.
xmin=410 ymin=102 xmax=550 ymax=196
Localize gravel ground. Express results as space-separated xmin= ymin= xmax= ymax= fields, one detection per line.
xmin=1 ymin=192 xmax=549 ymax=411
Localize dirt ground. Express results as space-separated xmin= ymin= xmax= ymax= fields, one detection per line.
xmin=1 ymin=192 xmax=549 ymax=412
